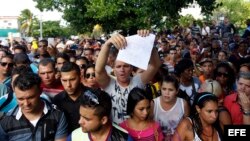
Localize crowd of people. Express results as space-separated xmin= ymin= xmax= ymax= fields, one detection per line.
xmin=0 ymin=17 xmax=249 ymax=141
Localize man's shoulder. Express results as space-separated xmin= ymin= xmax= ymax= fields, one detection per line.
xmin=224 ymin=92 xmax=237 ymax=102
xmin=70 ymin=127 xmax=90 ymax=141
xmin=111 ymin=123 xmax=134 ymax=141
xmin=53 ymin=91 xmax=67 ymax=101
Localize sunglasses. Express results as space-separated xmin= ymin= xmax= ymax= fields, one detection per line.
xmin=79 ymin=64 xmax=86 ymax=69
xmin=85 ymin=73 xmax=95 ymax=79
xmin=84 ymin=90 xmax=99 ymax=105
xmin=35 ymin=54 xmax=49 ymax=58
xmin=217 ymin=72 xmax=229 ymax=77
xmin=0 ymin=62 xmax=14 ymax=67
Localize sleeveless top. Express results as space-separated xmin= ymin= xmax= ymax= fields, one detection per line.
xmin=153 ymin=97 xmax=185 ymax=138
xmin=187 ymin=118 xmax=221 ymax=141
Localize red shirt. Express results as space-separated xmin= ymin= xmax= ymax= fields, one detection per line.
xmin=223 ymin=92 xmax=243 ymax=124
xmin=40 ymin=81 xmax=64 ymax=99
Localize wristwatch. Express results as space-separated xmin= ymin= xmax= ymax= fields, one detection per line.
xmin=243 ymin=111 xmax=250 ymax=116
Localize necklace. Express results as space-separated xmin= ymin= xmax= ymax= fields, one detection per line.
xmin=137 ymin=130 xmax=143 ymax=139
xmin=202 ymin=127 xmax=214 ymax=141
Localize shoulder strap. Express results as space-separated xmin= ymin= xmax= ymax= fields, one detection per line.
xmin=0 ymin=92 xmax=13 ymax=111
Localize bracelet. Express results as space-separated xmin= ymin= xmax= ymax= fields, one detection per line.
xmin=243 ymin=111 xmax=250 ymax=116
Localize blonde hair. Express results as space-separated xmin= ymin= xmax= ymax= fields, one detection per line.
xmin=200 ymin=79 xmax=222 ymax=98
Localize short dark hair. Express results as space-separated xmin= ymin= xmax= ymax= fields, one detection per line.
xmin=55 ymin=53 xmax=70 ymax=63
xmin=126 ymin=87 xmax=152 ymax=116
xmin=39 ymin=39 xmax=48 ymax=46
xmin=61 ymin=62 xmax=80 ymax=75
xmin=1 ymin=54 xmax=14 ymax=62
xmin=80 ymin=89 xmax=112 ymax=119
xmin=76 ymin=56 xmax=89 ymax=65
xmin=13 ymin=45 xmax=26 ymax=53
xmin=12 ymin=65 xmax=33 ymax=77
xmin=160 ymin=75 xmax=179 ymax=90
xmin=38 ymin=58 xmax=56 ymax=70
xmin=174 ymin=58 xmax=193 ymax=77
xmin=13 ymin=72 xmax=41 ymax=91
xmin=84 ymin=64 xmax=95 ymax=77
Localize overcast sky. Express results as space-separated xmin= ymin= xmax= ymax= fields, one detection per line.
xmin=0 ymin=0 xmax=63 ymax=21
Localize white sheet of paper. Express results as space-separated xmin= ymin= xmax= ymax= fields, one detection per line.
xmin=116 ymin=34 xmax=155 ymax=70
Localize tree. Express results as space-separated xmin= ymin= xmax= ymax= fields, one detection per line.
xmin=18 ymin=9 xmax=37 ymax=37
xmin=32 ymin=21 xmax=77 ymax=38
xmin=34 ymin=0 xmax=219 ymax=34
xmin=213 ymin=0 xmax=250 ymax=28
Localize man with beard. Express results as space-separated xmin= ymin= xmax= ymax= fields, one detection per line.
xmin=67 ymin=89 xmax=133 ymax=141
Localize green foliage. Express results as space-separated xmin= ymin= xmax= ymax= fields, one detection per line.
xmin=179 ymin=14 xmax=195 ymax=28
xmin=213 ymin=0 xmax=250 ymax=28
xmin=32 ymin=21 xmax=76 ymax=38
xmin=18 ymin=9 xmax=38 ymax=36
xmin=34 ymin=0 xmax=218 ymax=34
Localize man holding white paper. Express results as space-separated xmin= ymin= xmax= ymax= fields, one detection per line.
xmin=95 ymin=30 xmax=161 ymax=124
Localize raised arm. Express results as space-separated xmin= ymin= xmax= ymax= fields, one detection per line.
xmin=141 ymin=47 xmax=161 ymax=85
xmin=95 ymin=34 xmax=127 ymax=88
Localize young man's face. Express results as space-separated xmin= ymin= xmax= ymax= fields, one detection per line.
xmin=60 ymin=70 xmax=80 ymax=95
xmin=38 ymin=63 xmax=56 ymax=86
xmin=78 ymin=106 xmax=105 ymax=133
xmin=0 ymin=57 xmax=13 ymax=76
xmin=201 ymin=62 xmax=214 ymax=76
xmin=113 ymin=61 xmax=133 ymax=84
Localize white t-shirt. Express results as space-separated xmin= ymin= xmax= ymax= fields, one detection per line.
xmin=104 ymin=75 xmax=144 ymax=124
xmin=179 ymin=77 xmax=201 ymax=105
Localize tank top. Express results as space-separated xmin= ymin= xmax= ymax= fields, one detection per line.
xmin=153 ymin=97 xmax=185 ymax=138
xmin=187 ymin=118 xmax=221 ymax=141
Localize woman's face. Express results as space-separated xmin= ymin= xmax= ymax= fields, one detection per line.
xmin=132 ymin=99 xmax=150 ymax=121
xmin=215 ymin=67 xmax=229 ymax=87
xmin=196 ymin=101 xmax=218 ymax=125
xmin=85 ymin=67 xmax=97 ymax=88
xmin=161 ymin=81 xmax=178 ymax=103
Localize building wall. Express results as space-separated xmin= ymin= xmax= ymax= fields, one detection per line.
xmin=0 ymin=16 xmax=19 ymax=29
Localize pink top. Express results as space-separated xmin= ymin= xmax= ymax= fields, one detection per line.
xmin=119 ymin=120 xmax=164 ymax=141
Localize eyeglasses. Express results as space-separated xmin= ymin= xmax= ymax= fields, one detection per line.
xmin=85 ymin=73 xmax=95 ymax=79
xmin=84 ymin=90 xmax=99 ymax=105
xmin=217 ymin=72 xmax=229 ymax=77
xmin=0 ymin=62 xmax=14 ymax=67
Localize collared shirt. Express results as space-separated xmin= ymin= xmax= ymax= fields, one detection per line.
xmin=40 ymin=80 xmax=64 ymax=100
xmin=53 ymin=84 xmax=90 ymax=133
xmin=0 ymin=99 xmax=68 ymax=141
xmin=224 ymin=92 xmax=243 ymax=124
